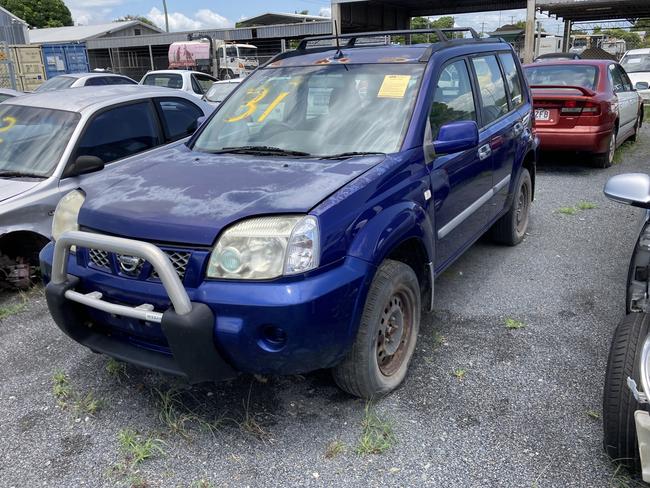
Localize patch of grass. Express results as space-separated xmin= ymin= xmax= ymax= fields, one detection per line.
xmin=0 ymin=293 xmax=27 ymax=320
xmin=239 ymin=383 xmax=270 ymax=441
xmin=190 ymin=480 xmax=215 ymax=488
xmin=453 ymin=368 xmax=467 ymax=381
xmin=105 ymin=358 xmax=128 ymax=381
xmin=356 ymin=403 xmax=395 ymax=455
xmin=577 ymin=201 xmax=598 ymax=210
xmin=614 ymin=141 xmax=634 ymax=165
xmin=74 ymin=392 xmax=102 ymax=416
xmin=325 ymin=440 xmax=346 ymax=459
xmin=52 ymin=370 xmax=72 ymax=403
xmin=154 ymin=387 xmax=225 ymax=440
xmin=586 ymin=409 xmax=601 ymax=420
xmin=433 ymin=332 xmax=445 ymax=347
xmin=117 ymin=429 xmax=166 ymax=466
xmin=557 ymin=206 xmax=578 ymax=216
xmin=505 ymin=318 xmax=526 ymax=330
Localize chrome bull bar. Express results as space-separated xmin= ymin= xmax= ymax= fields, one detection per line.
xmin=51 ymin=231 xmax=193 ymax=323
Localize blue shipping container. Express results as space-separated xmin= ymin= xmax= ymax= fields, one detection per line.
xmin=42 ymin=43 xmax=89 ymax=79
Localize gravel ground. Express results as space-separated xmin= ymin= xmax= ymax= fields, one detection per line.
xmin=2 ymin=126 xmax=650 ymax=488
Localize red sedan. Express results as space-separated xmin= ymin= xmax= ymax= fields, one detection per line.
xmin=523 ymin=60 xmax=643 ymax=167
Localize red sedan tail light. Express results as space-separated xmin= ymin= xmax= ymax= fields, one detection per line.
xmin=560 ymin=99 xmax=601 ymax=116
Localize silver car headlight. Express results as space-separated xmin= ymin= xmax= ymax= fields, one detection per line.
xmin=52 ymin=190 xmax=85 ymax=241
xmin=207 ymin=215 xmax=320 ymax=280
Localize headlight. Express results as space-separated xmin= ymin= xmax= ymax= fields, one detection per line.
xmin=207 ymin=215 xmax=320 ymax=280
xmin=52 ymin=190 xmax=85 ymax=241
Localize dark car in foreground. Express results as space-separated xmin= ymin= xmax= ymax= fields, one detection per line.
xmin=40 ymin=28 xmax=538 ymax=398
xmin=524 ymin=60 xmax=643 ymax=167
xmin=603 ymin=173 xmax=650 ymax=482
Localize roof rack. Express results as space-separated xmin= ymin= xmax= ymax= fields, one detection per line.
xmin=296 ymin=27 xmax=482 ymax=51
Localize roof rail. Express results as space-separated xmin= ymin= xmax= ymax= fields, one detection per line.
xmin=296 ymin=27 xmax=482 ymax=50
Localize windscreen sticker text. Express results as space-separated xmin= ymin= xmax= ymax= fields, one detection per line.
xmin=377 ymin=75 xmax=411 ymax=99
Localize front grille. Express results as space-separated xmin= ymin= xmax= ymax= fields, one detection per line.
xmin=87 ymin=248 xmax=191 ymax=281
xmin=88 ymin=249 xmax=110 ymax=269
xmin=151 ymin=251 xmax=191 ymax=281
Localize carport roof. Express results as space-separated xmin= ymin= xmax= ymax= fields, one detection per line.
xmin=332 ymin=0 xmax=528 ymax=16
xmin=538 ymin=0 xmax=650 ymax=22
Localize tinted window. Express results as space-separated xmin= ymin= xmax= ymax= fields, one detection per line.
xmin=471 ymin=55 xmax=509 ymax=125
xmin=108 ymin=76 xmax=137 ymax=85
xmin=498 ymin=52 xmax=524 ymax=108
xmin=142 ymin=73 xmax=183 ymax=89
xmin=84 ymin=77 xmax=108 ymax=86
xmin=524 ymin=65 xmax=598 ymax=90
xmin=195 ymin=75 xmax=215 ymax=93
xmin=75 ymin=102 xmax=160 ymax=164
xmin=429 ymin=59 xmax=476 ymax=138
xmin=609 ymin=64 xmax=626 ymax=92
xmin=616 ymin=65 xmax=633 ymax=91
xmin=191 ymin=76 xmax=203 ymax=94
xmin=156 ymin=98 xmax=203 ymax=141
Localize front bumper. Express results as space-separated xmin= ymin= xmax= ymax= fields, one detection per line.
xmin=41 ymin=231 xmax=371 ymax=382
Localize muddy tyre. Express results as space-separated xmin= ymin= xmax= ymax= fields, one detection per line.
xmin=603 ymin=312 xmax=650 ymax=472
xmin=333 ymin=259 xmax=420 ymax=399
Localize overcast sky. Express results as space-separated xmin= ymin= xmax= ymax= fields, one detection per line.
xmin=64 ymin=0 xmax=565 ymax=35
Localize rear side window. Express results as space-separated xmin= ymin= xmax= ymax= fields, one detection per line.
xmin=191 ymin=76 xmax=204 ymax=94
xmin=75 ymin=102 xmax=161 ymax=164
xmin=498 ymin=52 xmax=524 ymax=108
xmin=524 ymin=65 xmax=598 ymax=90
xmin=471 ymin=55 xmax=509 ymax=126
xmin=155 ymin=98 xmax=204 ymax=141
xmin=143 ymin=73 xmax=183 ymax=89
xmin=429 ymin=59 xmax=477 ymax=138
xmin=84 ymin=77 xmax=108 ymax=86
xmin=108 ymin=76 xmax=137 ymax=85
xmin=195 ymin=74 xmax=215 ymax=93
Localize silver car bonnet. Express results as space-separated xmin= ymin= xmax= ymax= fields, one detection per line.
xmin=0 ymin=179 xmax=41 ymax=203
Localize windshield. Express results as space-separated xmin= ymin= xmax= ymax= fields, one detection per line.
xmin=205 ymin=82 xmax=238 ymax=102
xmin=239 ymin=47 xmax=257 ymax=59
xmin=524 ymin=65 xmax=598 ymax=89
xmin=0 ymin=105 xmax=79 ymax=177
xmin=621 ymin=54 xmax=650 ymax=73
xmin=142 ymin=73 xmax=183 ymax=89
xmin=35 ymin=76 xmax=75 ymax=92
xmin=193 ymin=64 xmax=424 ymax=157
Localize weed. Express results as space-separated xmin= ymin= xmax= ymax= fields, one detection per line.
xmin=190 ymin=480 xmax=215 ymax=488
xmin=240 ymin=383 xmax=270 ymax=441
xmin=356 ymin=403 xmax=395 ymax=455
xmin=586 ymin=409 xmax=601 ymax=420
xmin=105 ymin=358 xmax=128 ymax=381
xmin=433 ymin=332 xmax=445 ymax=347
xmin=117 ymin=429 xmax=166 ymax=466
xmin=453 ymin=368 xmax=467 ymax=380
xmin=558 ymin=206 xmax=578 ymax=216
xmin=0 ymin=298 xmax=26 ymax=320
xmin=74 ymin=392 xmax=103 ymax=416
xmin=577 ymin=201 xmax=598 ymax=210
xmin=505 ymin=318 xmax=526 ymax=330
xmin=325 ymin=440 xmax=346 ymax=459
xmin=614 ymin=141 xmax=634 ymax=165
xmin=52 ymin=370 xmax=72 ymax=403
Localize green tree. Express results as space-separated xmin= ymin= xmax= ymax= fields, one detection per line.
xmin=0 ymin=0 xmax=72 ymax=28
xmin=407 ymin=16 xmax=455 ymax=44
xmin=634 ymin=18 xmax=650 ymax=31
xmin=603 ymin=28 xmax=642 ymax=49
xmin=114 ymin=15 xmax=156 ymax=27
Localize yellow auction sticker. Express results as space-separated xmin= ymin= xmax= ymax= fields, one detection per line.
xmin=377 ymin=75 xmax=411 ymax=99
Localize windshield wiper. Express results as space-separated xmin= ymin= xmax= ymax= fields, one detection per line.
xmin=207 ymin=146 xmax=313 ymax=157
xmin=319 ymin=151 xmax=386 ymax=160
xmin=0 ymin=171 xmax=47 ymax=179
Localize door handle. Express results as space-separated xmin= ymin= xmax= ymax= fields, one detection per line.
xmin=478 ymin=144 xmax=492 ymax=161
xmin=513 ymin=122 xmax=524 ymax=136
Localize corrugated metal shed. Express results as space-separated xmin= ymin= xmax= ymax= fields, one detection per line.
xmin=538 ymin=0 xmax=650 ymax=21
xmin=29 ymin=21 xmax=162 ymax=44
xmin=0 ymin=6 xmax=29 ymax=45
xmin=238 ymin=12 xmax=331 ymax=28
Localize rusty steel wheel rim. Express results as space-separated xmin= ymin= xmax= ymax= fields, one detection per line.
xmin=376 ymin=289 xmax=414 ymax=377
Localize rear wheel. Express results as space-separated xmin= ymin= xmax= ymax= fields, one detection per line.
xmin=594 ymin=130 xmax=616 ymax=168
xmin=491 ymin=168 xmax=531 ymax=246
xmin=603 ymin=313 xmax=650 ymax=473
xmin=332 ymin=259 xmax=420 ymax=399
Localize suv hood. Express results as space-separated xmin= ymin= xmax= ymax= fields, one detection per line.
xmin=0 ymin=179 xmax=41 ymax=203
xmin=80 ymin=145 xmax=384 ymax=246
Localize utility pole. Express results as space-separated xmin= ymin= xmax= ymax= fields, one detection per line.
xmin=523 ymin=0 xmax=536 ymax=63
xmin=162 ymin=0 xmax=170 ymax=33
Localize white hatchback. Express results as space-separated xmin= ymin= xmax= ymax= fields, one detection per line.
xmin=621 ymin=48 xmax=650 ymax=103
xmin=140 ymin=70 xmax=217 ymax=100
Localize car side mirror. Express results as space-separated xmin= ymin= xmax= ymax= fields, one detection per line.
xmin=433 ymin=121 xmax=479 ymax=156
xmin=636 ymin=81 xmax=649 ymax=91
xmin=604 ymin=173 xmax=650 ymax=208
xmin=65 ymin=155 xmax=105 ymax=178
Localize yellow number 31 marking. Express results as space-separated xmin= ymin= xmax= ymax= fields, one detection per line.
xmin=0 ymin=116 xmax=16 ymax=143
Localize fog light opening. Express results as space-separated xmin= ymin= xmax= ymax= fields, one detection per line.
xmin=259 ymin=325 xmax=288 ymax=351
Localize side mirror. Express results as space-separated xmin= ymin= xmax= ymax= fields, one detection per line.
xmin=433 ymin=121 xmax=479 ymax=156
xmin=636 ymin=81 xmax=650 ymax=91
xmin=65 ymin=155 xmax=104 ymax=178
xmin=604 ymin=173 xmax=650 ymax=208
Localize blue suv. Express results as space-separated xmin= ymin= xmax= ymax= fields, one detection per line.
xmin=41 ymin=28 xmax=537 ymax=399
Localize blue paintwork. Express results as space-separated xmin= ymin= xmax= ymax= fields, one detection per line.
xmin=41 ymin=43 xmax=90 ymax=79
xmin=433 ymin=121 xmax=479 ymax=155
xmin=41 ymin=40 xmax=537 ymax=377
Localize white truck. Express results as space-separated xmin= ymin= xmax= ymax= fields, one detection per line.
xmin=168 ymin=38 xmax=258 ymax=80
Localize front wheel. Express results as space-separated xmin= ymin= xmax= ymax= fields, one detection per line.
xmin=603 ymin=313 xmax=650 ymax=473
xmin=332 ymin=259 xmax=421 ymax=399
xmin=490 ymin=167 xmax=532 ymax=246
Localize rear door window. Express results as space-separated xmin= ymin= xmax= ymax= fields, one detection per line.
xmin=75 ymin=102 xmax=162 ymax=164
xmin=429 ymin=59 xmax=477 ymax=138
xmin=498 ymin=52 xmax=524 ymax=108
xmin=191 ymin=75 xmax=204 ymax=94
xmin=471 ymin=55 xmax=509 ymax=126
xmin=155 ymin=98 xmax=204 ymax=141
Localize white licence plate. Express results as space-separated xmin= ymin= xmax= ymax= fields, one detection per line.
xmin=535 ymin=109 xmax=550 ymax=121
